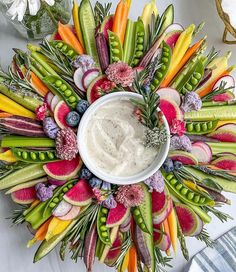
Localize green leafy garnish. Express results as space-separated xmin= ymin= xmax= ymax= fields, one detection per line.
xmin=94 ymin=1 xmax=112 ymax=27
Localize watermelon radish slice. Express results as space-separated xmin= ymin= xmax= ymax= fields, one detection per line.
xmin=74 ymin=67 xmax=86 ymax=92
xmin=64 ymin=179 xmax=94 ymax=206
xmin=165 ymin=23 xmax=184 ymax=34
xmin=175 ymin=203 xmax=203 ymax=236
xmin=47 ymin=177 xmax=67 ymax=186
xmin=45 ymin=92 xmax=54 ymax=110
xmin=52 ymin=200 xmax=72 ymax=217
xmin=106 ymin=203 xmax=130 ymax=228
xmin=11 ymin=187 xmax=36 ymax=204
xmin=155 ymin=228 xmax=171 ymax=251
xmin=213 ymin=91 xmax=235 ymax=102
xmin=157 ymin=88 xmax=181 ymax=106
xmin=164 ymin=30 xmax=182 ymax=48
xmin=169 ymin=150 xmax=198 ymax=165
xmin=82 ymin=68 xmax=100 ymax=90
xmin=217 ymin=123 xmax=236 ymax=133
xmin=119 ymin=215 xmax=131 ymax=233
xmin=212 ymin=156 xmax=236 ymax=170
xmin=43 ymin=156 xmax=82 ymax=180
xmin=100 ymin=15 xmax=114 ymax=41
xmin=208 ymin=129 xmax=236 ymax=142
xmin=104 ymin=232 xmax=122 ymax=266
xmin=159 ymin=98 xmax=183 ymax=126
xmin=212 ymin=75 xmax=235 ymax=94
xmin=58 ymin=205 xmax=81 ymax=221
xmin=153 ymin=223 xmax=164 ymax=245
xmin=50 ymin=95 xmax=61 ymax=112
xmin=191 ymin=142 xmax=212 ymax=163
xmin=54 ymin=101 xmax=71 ymax=129
xmin=153 ymin=197 xmax=173 ymax=225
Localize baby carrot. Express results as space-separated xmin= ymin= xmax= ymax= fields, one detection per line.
xmin=167 ymin=208 xmax=178 ymax=254
xmin=30 ymin=71 xmax=49 ymax=97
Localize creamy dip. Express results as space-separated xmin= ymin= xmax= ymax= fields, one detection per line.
xmin=84 ymin=99 xmax=159 ymax=177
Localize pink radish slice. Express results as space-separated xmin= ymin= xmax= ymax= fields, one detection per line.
xmin=58 ymin=205 xmax=81 ymax=221
xmin=50 ymin=95 xmax=61 ymax=112
xmin=212 ymin=75 xmax=235 ymax=93
xmin=217 ymin=123 xmax=236 ymax=132
xmin=156 ymin=88 xmax=181 ymax=106
xmin=153 ymin=198 xmax=173 ymax=225
xmin=47 ymin=177 xmax=67 ymax=186
xmin=82 ymin=68 xmax=100 ymax=90
xmin=45 ymin=92 xmax=54 ymax=110
xmin=52 ymin=200 xmax=72 ymax=217
xmin=74 ymin=67 xmax=86 ymax=92
xmin=191 ymin=142 xmax=212 ymax=163
xmin=165 ymin=23 xmax=184 ymax=34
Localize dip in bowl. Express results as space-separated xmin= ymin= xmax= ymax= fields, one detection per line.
xmin=78 ymin=92 xmax=170 ymax=185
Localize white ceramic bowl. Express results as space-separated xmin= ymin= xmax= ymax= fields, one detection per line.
xmin=77 ymin=92 xmax=170 ymax=185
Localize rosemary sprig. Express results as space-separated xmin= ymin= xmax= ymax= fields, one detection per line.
xmin=7 ymin=205 xmax=28 ymax=226
xmin=204 ymin=47 xmax=219 ymax=68
xmin=196 ymin=229 xmax=215 ymax=248
xmin=94 ymin=1 xmax=112 ymax=27
xmin=114 ymin=232 xmax=132 ymax=268
xmin=202 ymin=206 xmax=233 ymax=223
xmin=202 ymin=81 xmax=234 ymax=102
xmin=155 ymin=248 xmax=172 ymax=270
xmin=0 ymin=161 xmax=28 ymax=179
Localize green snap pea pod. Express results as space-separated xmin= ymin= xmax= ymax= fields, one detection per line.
xmin=11 ymin=148 xmax=59 ymax=163
xmin=163 ymin=172 xmax=214 ymax=206
xmin=108 ymin=30 xmax=123 ymax=63
xmin=130 ymin=18 xmax=145 ymax=67
xmin=150 ymin=41 xmax=172 ymax=91
xmin=123 ymin=19 xmax=136 ymax=64
xmin=185 ymin=120 xmax=219 ymax=135
xmin=97 ymin=206 xmax=111 ymax=245
xmin=50 ymin=40 xmax=79 ymax=60
xmin=132 ymin=206 xmax=150 ymax=234
xmin=43 ymin=75 xmax=80 ymax=109
xmin=175 ymin=59 xmax=204 ymax=94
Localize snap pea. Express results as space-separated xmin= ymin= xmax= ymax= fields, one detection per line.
xmin=132 ymin=206 xmax=150 ymax=234
xmin=150 ymin=41 xmax=172 ymax=91
xmin=50 ymin=40 xmax=79 ymax=60
xmin=163 ymin=172 xmax=214 ymax=206
xmin=185 ymin=120 xmax=219 ymax=135
xmin=108 ymin=31 xmax=123 ymax=63
xmin=43 ymin=75 xmax=80 ymax=109
xmin=11 ymin=148 xmax=59 ymax=163
xmin=130 ymin=18 xmax=145 ymax=67
xmin=97 ymin=206 xmax=111 ymax=245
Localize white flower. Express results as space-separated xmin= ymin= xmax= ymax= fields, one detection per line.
xmin=3 ymin=0 xmax=55 ymax=21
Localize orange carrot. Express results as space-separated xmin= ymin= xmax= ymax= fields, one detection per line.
xmin=128 ymin=246 xmax=137 ymax=272
xmin=30 ymin=71 xmax=49 ymax=97
xmin=58 ymin=22 xmax=84 ymax=54
xmin=112 ymin=0 xmax=129 ymax=44
xmin=0 ymin=112 xmax=13 ymax=118
xmin=160 ymin=38 xmax=205 ymax=87
xmin=167 ymin=209 xmax=178 ymax=254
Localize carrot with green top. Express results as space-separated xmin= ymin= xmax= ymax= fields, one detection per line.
xmin=167 ymin=208 xmax=178 ymax=254
xmin=58 ymin=22 xmax=84 ymax=55
xmin=112 ymin=0 xmax=129 ymax=45
xmin=161 ymin=37 xmax=205 ymax=87
xmin=72 ymin=0 xmax=84 ymax=48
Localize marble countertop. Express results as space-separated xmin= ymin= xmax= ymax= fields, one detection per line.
xmin=0 ymin=0 xmax=236 ymax=271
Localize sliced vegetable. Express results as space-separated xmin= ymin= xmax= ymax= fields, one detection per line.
xmin=1 ymin=136 xmax=55 ymax=148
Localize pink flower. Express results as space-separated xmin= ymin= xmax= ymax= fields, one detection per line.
xmin=92 ymin=188 xmax=103 ymax=203
xmin=116 ymin=185 xmax=144 ymax=208
xmin=105 ymin=62 xmax=135 ymax=87
xmin=170 ymin=119 xmax=186 ymax=136
xmin=36 ymin=103 xmax=47 ymax=121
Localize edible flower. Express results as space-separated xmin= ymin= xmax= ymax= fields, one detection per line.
xmin=170 ymin=135 xmax=192 ymax=152
xmin=181 ymin=91 xmax=202 ymax=112
xmin=55 ymin=128 xmax=78 ymax=160
xmin=35 ymin=103 xmax=47 ymax=121
xmin=92 ymin=187 xmax=104 ymax=203
xmin=105 ymin=62 xmax=135 ymax=87
xmin=116 ymin=185 xmax=144 ymax=208
xmin=102 ymin=195 xmax=117 ymax=209
xmin=88 ymin=177 xmax=103 ymax=188
xmin=35 ymin=183 xmax=56 ymax=202
xmin=72 ymin=55 xmax=95 ymax=71
xmin=170 ymin=119 xmax=186 ymax=136
xmin=43 ymin=117 xmax=60 ymax=139
xmin=144 ymin=170 xmax=165 ymax=193
xmin=5 ymin=0 xmax=55 ymax=22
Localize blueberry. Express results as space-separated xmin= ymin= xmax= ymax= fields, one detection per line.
xmin=76 ymin=100 xmax=90 ymax=114
xmin=89 ymin=177 xmax=103 ymax=188
xmin=80 ymin=167 xmax=93 ymax=180
xmin=174 ymin=161 xmax=183 ymax=170
xmin=163 ymin=158 xmax=174 ymax=173
xmin=66 ymin=111 xmax=81 ymax=127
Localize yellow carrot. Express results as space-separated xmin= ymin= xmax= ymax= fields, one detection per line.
xmin=183 ymin=180 xmax=209 ymax=194
xmin=167 ymin=209 xmax=178 ymax=254
xmin=161 ymin=37 xmax=205 ymax=87
xmin=118 ymin=250 xmax=129 ymax=272
xmin=0 ymin=93 xmax=35 ymax=119
xmin=127 ymin=0 xmax=132 ymax=11
xmin=30 ymin=71 xmax=49 ymax=97
xmin=128 ymin=246 xmax=137 ymax=272
xmin=58 ymin=22 xmax=84 ymax=55
xmin=72 ymin=0 xmax=84 ymax=48
xmin=112 ymin=0 xmax=129 ymax=45
xmin=45 ymin=217 xmax=72 ymax=241
xmin=0 ymin=150 xmax=18 ymax=163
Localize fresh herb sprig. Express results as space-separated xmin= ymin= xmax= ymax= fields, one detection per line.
xmin=114 ymin=232 xmax=132 ymax=268
xmin=0 ymin=161 xmax=28 ymax=179
xmin=196 ymin=229 xmax=215 ymax=248
xmin=155 ymin=248 xmax=172 ymax=271
xmin=202 ymin=206 xmax=233 ymax=223
xmin=7 ymin=204 xmax=28 ymax=226
xmin=202 ymin=81 xmax=234 ymax=102
xmin=204 ymin=47 xmax=219 ymax=68
xmin=94 ymin=1 xmax=112 ymax=27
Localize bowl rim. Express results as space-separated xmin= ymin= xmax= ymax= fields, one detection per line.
xmin=77 ymin=92 xmax=170 ymax=185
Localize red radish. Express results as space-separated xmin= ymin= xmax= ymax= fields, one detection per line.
xmin=58 ymin=205 xmax=81 ymax=221
xmin=157 ymin=88 xmax=181 ymax=106
xmin=191 ymin=142 xmax=212 ymax=163
xmin=212 ymin=75 xmax=235 ymax=93
xmin=169 ymin=151 xmax=198 ymax=165
xmin=82 ymin=69 xmax=100 ymax=90
xmin=54 ymin=101 xmax=71 ymax=129
xmin=212 ymin=156 xmax=236 ymax=171
xmin=48 ymin=177 xmax=67 ymax=186
xmin=213 ymin=91 xmax=235 ymax=102
xmin=159 ymin=98 xmax=183 ymax=126
xmin=165 ymin=23 xmax=184 ymax=34
xmin=50 ymin=95 xmax=61 ymax=112
xmin=52 ymin=200 xmax=72 ymax=217
xmin=217 ymin=123 xmax=236 ymax=132
xmin=164 ymin=30 xmax=182 ymax=48
xmin=45 ymin=92 xmax=54 ymax=110
xmin=74 ymin=67 xmax=86 ymax=92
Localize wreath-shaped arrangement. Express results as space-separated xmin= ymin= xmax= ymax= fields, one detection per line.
xmin=0 ymin=0 xmax=236 ymax=271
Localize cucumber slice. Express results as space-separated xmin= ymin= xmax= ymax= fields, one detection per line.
xmin=123 ymin=19 xmax=136 ymax=64
xmin=79 ymin=0 xmax=100 ymax=67
xmin=159 ymin=5 xmax=174 ymax=35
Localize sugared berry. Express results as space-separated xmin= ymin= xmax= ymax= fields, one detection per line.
xmin=66 ymin=111 xmax=81 ymax=127
xmin=80 ymin=167 xmax=93 ymax=180
xmin=162 ymin=158 xmax=174 ymax=173
xmin=174 ymin=161 xmax=183 ymax=170
xmin=89 ymin=177 xmax=103 ymax=188
xmin=76 ymin=100 xmax=90 ymax=114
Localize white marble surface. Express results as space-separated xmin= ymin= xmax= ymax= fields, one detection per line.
xmin=0 ymin=0 xmax=236 ymax=271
